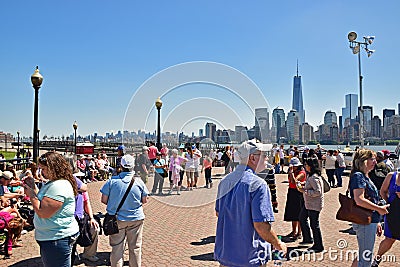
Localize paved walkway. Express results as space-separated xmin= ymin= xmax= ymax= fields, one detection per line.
xmin=2 ymin=167 xmax=399 ymax=266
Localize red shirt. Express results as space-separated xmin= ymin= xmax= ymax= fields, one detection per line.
xmin=148 ymin=146 xmax=158 ymax=160
xmin=288 ymin=169 xmax=306 ymax=189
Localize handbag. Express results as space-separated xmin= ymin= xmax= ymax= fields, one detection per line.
xmin=336 ymin=192 xmax=372 ymax=225
xmin=76 ymin=213 xmax=93 ymax=247
xmin=321 ymin=176 xmax=330 ymax=193
xmin=103 ymin=177 xmax=135 ymax=236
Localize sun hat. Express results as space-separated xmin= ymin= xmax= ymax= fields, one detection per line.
xmin=1 ymin=171 xmax=13 ymax=180
xmin=237 ymin=139 xmax=272 ymax=159
xmin=121 ymin=155 xmax=135 ymax=170
xmin=289 ymin=157 xmax=302 ymax=167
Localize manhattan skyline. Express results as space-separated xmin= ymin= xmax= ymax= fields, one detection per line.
xmin=1 ymin=1 xmax=400 ymax=137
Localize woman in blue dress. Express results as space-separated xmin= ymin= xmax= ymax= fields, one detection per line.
xmin=373 ymin=171 xmax=400 ymax=266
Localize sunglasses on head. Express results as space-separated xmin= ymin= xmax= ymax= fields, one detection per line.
xmin=38 ymin=155 xmax=47 ymax=164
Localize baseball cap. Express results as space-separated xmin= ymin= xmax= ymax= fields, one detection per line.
xmin=121 ymin=155 xmax=134 ymax=170
xmin=142 ymin=146 xmax=149 ymax=151
xmin=382 ymin=150 xmax=391 ymax=157
xmin=1 ymin=171 xmax=13 ymax=180
xmin=376 ymin=151 xmax=384 ymax=158
xmin=237 ymin=139 xmax=272 ymax=159
xmin=191 ymin=145 xmax=196 ymax=150
xmin=117 ymin=145 xmax=125 ymax=151
xmin=178 ymin=144 xmax=185 ymax=149
xmin=289 ymin=157 xmax=302 ymax=167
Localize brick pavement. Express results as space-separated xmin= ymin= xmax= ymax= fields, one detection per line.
xmin=2 ymin=167 xmax=399 ymax=266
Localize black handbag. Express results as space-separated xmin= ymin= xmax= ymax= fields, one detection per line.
xmin=103 ymin=177 xmax=135 ymax=236
xmin=77 ymin=213 xmax=93 ymax=247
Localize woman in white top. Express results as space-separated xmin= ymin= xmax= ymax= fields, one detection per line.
xmin=324 ymin=150 xmax=337 ymax=187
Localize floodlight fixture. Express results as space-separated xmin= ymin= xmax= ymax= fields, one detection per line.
xmin=348 ymin=31 xmax=357 ymax=42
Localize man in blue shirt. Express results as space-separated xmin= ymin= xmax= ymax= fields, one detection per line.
xmin=215 ymin=139 xmax=286 ymax=267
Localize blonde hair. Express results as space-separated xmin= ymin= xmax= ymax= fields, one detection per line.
xmin=351 ymin=149 xmax=375 ymax=176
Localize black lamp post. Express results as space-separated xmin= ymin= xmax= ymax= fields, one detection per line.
xmin=347 ymin=32 xmax=375 ymax=148
xmin=155 ymin=97 xmax=163 ymax=151
xmin=31 ymin=66 xmax=43 ymax=163
xmin=37 ymin=129 xmax=40 ymax=158
xmin=17 ymin=131 xmax=20 ymax=153
xmin=73 ymin=121 xmax=78 ymax=154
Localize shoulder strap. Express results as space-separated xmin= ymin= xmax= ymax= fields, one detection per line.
xmin=115 ymin=176 xmax=135 ymax=214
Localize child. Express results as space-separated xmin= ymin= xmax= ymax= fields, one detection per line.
xmin=202 ymin=155 xmax=213 ymax=188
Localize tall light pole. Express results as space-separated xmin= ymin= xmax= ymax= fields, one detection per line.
xmin=155 ymin=97 xmax=163 ymax=151
xmin=73 ymin=121 xmax=78 ymax=154
xmin=17 ymin=131 xmax=20 ymax=153
xmin=31 ymin=66 xmax=43 ymax=163
xmin=347 ymin=32 xmax=375 ymax=148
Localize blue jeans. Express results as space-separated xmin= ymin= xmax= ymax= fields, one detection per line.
xmin=352 ymin=223 xmax=377 ymax=267
xmin=335 ymin=167 xmax=345 ymax=187
xmin=37 ymin=233 xmax=79 ymax=267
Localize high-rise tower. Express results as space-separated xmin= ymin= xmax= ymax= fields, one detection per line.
xmin=292 ymin=61 xmax=305 ymax=124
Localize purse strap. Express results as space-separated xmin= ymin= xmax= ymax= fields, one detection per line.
xmin=115 ymin=176 xmax=135 ymax=215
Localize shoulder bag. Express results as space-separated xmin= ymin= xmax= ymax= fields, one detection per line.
xmin=335 ymin=176 xmax=373 ymax=225
xmin=103 ymin=177 xmax=135 ymax=236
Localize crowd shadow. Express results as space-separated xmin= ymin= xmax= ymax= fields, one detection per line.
xmin=7 ymin=252 xmax=112 ymax=267
xmin=190 ymin=235 xmax=216 ymax=262
xmin=339 ymin=224 xmax=356 ymax=235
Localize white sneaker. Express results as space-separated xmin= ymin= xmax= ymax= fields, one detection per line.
xmin=82 ymin=255 xmax=99 ymax=262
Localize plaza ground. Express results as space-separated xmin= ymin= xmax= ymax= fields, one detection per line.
xmin=3 ymin=167 xmax=399 ymax=266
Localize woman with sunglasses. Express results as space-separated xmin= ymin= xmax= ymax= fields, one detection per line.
xmin=23 ymin=152 xmax=79 ymax=267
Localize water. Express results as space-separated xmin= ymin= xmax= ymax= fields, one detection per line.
xmin=291 ymin=144 xmax=397 ymax=152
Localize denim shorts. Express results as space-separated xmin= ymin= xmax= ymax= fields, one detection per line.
xmin=37 ymin=232 xmax=79 ymax=267
xmin=352 ymin=223 xmax=377 ymax=267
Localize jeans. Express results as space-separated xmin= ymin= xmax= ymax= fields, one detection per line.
xmin=37 ymin=233 xmax=79 ymax=267
xmin=109 ymin=220 xmax=144 ymax=267
xmin=352 ymin=223 xmax=378 ymax=267
xmin=335 ymin=167 xmax=345 ymax=187
xmin=299 ymin=207 xmax=324 ymax=250
xmin=205 ymin=168 xmax=212 ymax=185
xmin=151 ymin=172 xmax=164 ymax=194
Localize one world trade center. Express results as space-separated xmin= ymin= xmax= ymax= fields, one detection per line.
xmin=292 ymin=61 xmax=305 ymax=125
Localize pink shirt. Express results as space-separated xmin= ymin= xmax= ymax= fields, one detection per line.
xmin=203 ymin=158 xmax=212 ymax=169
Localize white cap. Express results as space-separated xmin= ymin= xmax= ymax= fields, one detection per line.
xmin=237 ymin=139 xmax=272 ymax=159
xmin=121 ymin=155 xmax=135 ymax=170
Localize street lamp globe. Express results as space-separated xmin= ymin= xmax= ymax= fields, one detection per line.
xmin=73 ymin=121 xmax=78 ymax=130
xmin=31 ymin=66 xmax=43 ymax=87
xmin=155 ymin=97 xmax=163 ymax=109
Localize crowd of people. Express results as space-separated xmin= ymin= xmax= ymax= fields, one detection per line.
xmin=1 ymin=140 xmax=400 ymax=266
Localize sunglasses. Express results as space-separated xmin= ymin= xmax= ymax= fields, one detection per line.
xmin=38 ymin=155 xmax=47 ymax=164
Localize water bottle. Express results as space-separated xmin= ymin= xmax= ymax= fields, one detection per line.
xmin=273 ymin=235 xmax=283 ymax=266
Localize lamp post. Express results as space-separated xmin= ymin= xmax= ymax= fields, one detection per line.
xmin=347 ymin=32 xmax=375 ymax=148
xmin=31 ymin=66 xmax=43 ymax=163
xmin=155 ymin=97 xmax=163 ymax=151
xmin=37 ymin=129 xmax=40 ymax=158
xmin=17 ymin=131 xmax=20 ymax=153
xmin=73 ymin=121 xmax=78 ymax=154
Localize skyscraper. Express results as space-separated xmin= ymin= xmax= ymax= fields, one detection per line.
xmin=272 ymin=107 xmax=286 ymax=143
xmin=359 ymin=106 xmax=373 ymax=136
xmin=205 ymin=122 xmax=216 ymax=141
xmin=254 ymin=108 xmax=270 ymax=142
xmin=292 ymin=61 xmax=305 ymax=124
xmin=287 ymin=109 xmax=300 ymax=142
xmin=324 ymin=110 xmax=337 ymax=126
xmin=341 ymin=94 xmax=358 ymax=127
xmin=383 ymin=109 xmax=395 ymax=131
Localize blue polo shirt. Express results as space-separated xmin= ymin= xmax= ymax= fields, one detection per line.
xmin=215 ymin=164 xmax=274 ymax=267
xmin=100 ymin=172 xmax=148 ymax=221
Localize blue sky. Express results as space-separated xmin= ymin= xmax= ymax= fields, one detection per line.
xmin=1 ymin=1 xmax=399 ymax=138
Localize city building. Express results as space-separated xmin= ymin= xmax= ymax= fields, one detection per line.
xmin=292 ymin=62 xmax=305 ymax=124
xmin=324 ymin=110 xmax=337 ymax=126
xmin=286 ymin=109 xmax=300 ymax=142
xmin=300 ymin=123 xmax=314 ymax=144
xmin=359 ymin=106 xmax=373 ymax=137
xmin=341 ymin=93 xmax=358 ymax=127
xmin=234 ymin=125 xmax=248 ymax=143
xmin=383 ymin=109 xmax=396 ymax=131
xmin=254 ymin=107 xmax=270 ymax=143
xmin=205 ymin=122 xmax=216 ymax=141
xmin=272 ymin=107 xmax=286 ymax=143
xmin=371 ymin=115 xmax=382 ymax=138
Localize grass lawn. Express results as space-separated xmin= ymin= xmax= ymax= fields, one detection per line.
xmin=0 ymin=151 xmax=16 ymax=160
